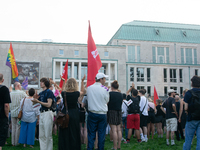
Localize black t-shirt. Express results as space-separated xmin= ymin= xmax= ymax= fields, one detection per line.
xmin=108 ymin=91 xmax=123 ymax=111
xmin=39 ymin=89 xmax=54 ymax=111
xmin=0 ymin=85 xmax=11 ymax=118
xmin=162 ymin=97 xmax=176 ymax=119
xmin=175 ymin=101 xmax=180 ymax=117
xmin=61 ymin=91 xmax=80 ymax=114
xmin=156 ymin=105 xmax=165 ymax=117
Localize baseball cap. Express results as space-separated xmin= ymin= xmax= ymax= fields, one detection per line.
xmin=168 ymin=89 xmax=176 ymax=93
xmin=96 ymin=72 xmax=108 ymax=80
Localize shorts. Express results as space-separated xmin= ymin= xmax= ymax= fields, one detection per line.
xmin=155 ymin=115 xmax=163 ymax=123
xmin=0 ymin=117 xmax=9 ymax=146
xmin=127 ymin=114 xmax=140 ymax=130
xmin=166 ymin=118 xmax=177 ymax=132
xmin=140 ymin=114 xmax=148 ymax=128
xmin=107 ymin=110 xmax=122 ymax=125
xmin=147 ymin=112 xmax=156 ymax=123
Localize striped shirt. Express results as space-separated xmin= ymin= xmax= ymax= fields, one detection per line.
xmin=10 ymin=90 xmax=27 ymax=117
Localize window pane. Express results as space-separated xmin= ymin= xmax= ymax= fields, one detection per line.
xmin=147 ymin=86 xmax=151 ymax=96
xmin=194 ymin=49 xmax=197 ymax=64
xmin=137 ymin=68 xmax=144 ymax=82
xmin=59 ymin=50 xmax=64 ymax=55
xmin=164 ymin=87 xmax=168 ymax=96
xmin=195 ymin=69 xmax=198 ymax=76
xmin=166 ymin=47 xmax=169 ymax=63
xmin=179 ymin=69 xmax=183 ymax=82
xmin=128 ymin=46 xmax=135 ymax=62
xmin=104 ymin=51 xmax=109 ymax=57
xmin=164 ymin=68 xmax=167 ymax=82
xmin=74 ymin=64 xmax=78 ymax=79
xmin=81 ymin=65 xmax=87 ymax=79
xmin=147 ymin=68 xmax=150 ymax=82
xmin=74 ymin=50 xmax=79 ymax=56
xmin=181 ymin=48 xmax=184 ymax=64
xmin=152 ymin=47 xmax=156 ymax=63
xmin=130 ymin=67 xmax=134 ymax=81
xmin=137 ymin=46 xmax=140 ymax=62
xmin=186 ymin=48 xmax=192 ymax=64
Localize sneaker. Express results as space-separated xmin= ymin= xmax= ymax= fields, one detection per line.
xmin=141 ymin=138 xmax=145 ymax=142
xmin=124 ymin=140 xmax=130 ymax=144
xmin=171 ymin=141 xmax=175 ymax=146
xmin=145 ymin=138 xmax=148 ymax=142
xmin=137 ymin=139 xmax=142 ymax=143
xmin=166 ymin=141 xmax=169 ymax=146
xmin=121 ymin=137 xmax=126 ymax=141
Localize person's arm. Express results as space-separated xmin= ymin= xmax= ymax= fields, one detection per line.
xmin=80 ymin=75 xmax=86 ymax=96
xmin=4 ymin=103 xmax=10 ymax=118
xmin=154 ymin=104 xmax=157 ymax=114
xmin=54 ymin=83 xmax=62 ymax=92
xmin=184 ymin=102 xmax=188 ymax=115
xmin=32 ymin=98 xmax=52 ymax=108
xmin=172 ymin=103 xmax=178 ymax=117
xmin=160 ymin=106 xmax=166 ymax=114
xmin=126 ymin=82 xmax=135 ymax=96
xmin=179 ymin=99 xmax=183 ymax=122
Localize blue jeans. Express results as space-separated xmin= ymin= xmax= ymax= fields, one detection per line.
xmin=122 ymin=117 xmax=128 ymax=139
xmin=87 ymin=112 xmax=107 ymax=150
xmin=183 ymin=120 xmax=200 ymax=150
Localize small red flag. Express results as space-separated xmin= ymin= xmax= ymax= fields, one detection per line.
xmin=59 ymin=60 xmax=68 ymax=89
xmin=87 ymin=21 xmax=102 ymax=87
xmin=154 ymin=86 xmax=159 ymax=106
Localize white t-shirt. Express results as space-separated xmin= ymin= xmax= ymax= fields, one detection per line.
xmin=139 ymin=96 xmax=148 ymax=116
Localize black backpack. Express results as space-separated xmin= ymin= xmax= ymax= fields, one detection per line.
xmin=127 ymin=96 xmax=140 ymax=114
xmin=189 ymin=90 xmax=200 ymax=120
xmin=148 ymin=104 xmax=154 ymax=113
xmin=45 ymin=89 xmax=57 ymax=112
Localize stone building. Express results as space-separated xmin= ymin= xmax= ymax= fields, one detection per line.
xmin=1 ymin=20 xmax=200 ymax=96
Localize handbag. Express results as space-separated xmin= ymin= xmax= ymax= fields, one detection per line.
xmin=18 ymin=97 xmax=26 ymax=119
xmin=56 ymin=92 xmax=69 ymax=128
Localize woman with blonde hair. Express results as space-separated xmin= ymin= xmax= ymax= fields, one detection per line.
xmin=58 ymin=75 xmax=86 ymax=150
xmin=147 ymin=98 xmax=157 ymax=139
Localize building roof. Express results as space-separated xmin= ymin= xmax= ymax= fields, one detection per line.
xmin=107 ymin=20 xmax=200 ymax=45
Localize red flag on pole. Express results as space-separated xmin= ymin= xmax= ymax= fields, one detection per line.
xmin=87 ymin=21 xmax=102 ymax=87
xmin=59 ymin=60 xmax=68 ymax=89
xmin=154 ymin=86 xmax=159 ymax=106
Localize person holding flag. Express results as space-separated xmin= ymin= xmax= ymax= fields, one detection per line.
xmin=86 ymin=22 xmax=109 ymax=150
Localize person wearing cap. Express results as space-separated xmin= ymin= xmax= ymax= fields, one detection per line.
xmin=87 ymin=72 xmax=109 ymax=150
xmin=161 ymin=89 xmax=178 ymax=146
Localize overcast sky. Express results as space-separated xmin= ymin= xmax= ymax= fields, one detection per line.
xmin=0 ymin=0 xmax=200 ymax=45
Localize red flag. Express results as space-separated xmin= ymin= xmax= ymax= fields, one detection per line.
xmin=154 ymin=86 xmax=159 ymax=106
xmin=59 ymin=60 xmax=68 ymax=89
xmin=87 ymin=21 xmax=102 ymax=87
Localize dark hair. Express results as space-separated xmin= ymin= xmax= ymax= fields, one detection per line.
xmin=131 ymin=89 xmax=138 ymax=96
xmin=122 ymin=93 xmax=126 ymax=99
xmin=95 ymin=77 xmax=103 ymax=82
xmin=139 ymin=89 xmax=145 ymax=95
xmin=56 ymin=96 xmax=61 ymax=101
xmin=111 ymin=80 xmax=119 ymax=89
xmin=142 ymin=89 xmax=147 ymax=94
xmin=168 ymin=93 xmax=172 ymax=96
xmin=28 ymin=88 xmax=35 ymax=96
xmin=175 ymin=93 xmax=179 ymax=96
xmin=191 ymin=75 xmax=200 ymax=88
xmin=40 ymin=77 xmax=50 ymax=88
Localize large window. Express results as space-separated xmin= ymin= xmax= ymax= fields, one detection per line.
xmin=81 ymin=65 xmax=87 ymax=79
xmin=130 ymin=67 xmax=134 ymax=81
xmin=179 ymin=69 xmax=183 ymax=82
xmin=195 ymin=69 xmax=198 ymax=76
xmin=128 ymin=45 xmax=140 ymax=62
xmin=137 ymin=86 xmax=145 ymax=90
xmin=170 ymin=69 xmax=176 ymax=82
xmin=181 ymin=48 xmax=197 ymax=64
xmin=74 ymin=63 xmax=78 ymax=79
xmin=180 ymin=87 xmax=183 ymax=97
xmin=62 ymin=63 xmax=71 ymax=78
xmin=163 ymin=68 xmax=167 ymax=82
xmin=152 ymin=47 xmax=169 ymax=63
xmin=147 ymin=86 xmax=151 ymax=96
xmin=99 ymin=66 xmax=106 ymax=74
xmin=147 ymin=68 xmax=151 ymax=82
xmin=137 ymin=68 xmax=144 ymax=82
xmin=164 ymin=87 xmax=168 ymax=96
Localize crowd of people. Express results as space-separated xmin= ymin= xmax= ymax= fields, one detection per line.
xmin=0 ymin=72 xmax=200 ymax=150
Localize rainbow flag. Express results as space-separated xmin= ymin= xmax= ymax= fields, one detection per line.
xmin=6 ymin=43 xmax=19 ymax=81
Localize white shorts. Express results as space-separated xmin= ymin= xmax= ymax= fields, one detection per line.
xmin=166 ymin=118 xmax=177 ymax=132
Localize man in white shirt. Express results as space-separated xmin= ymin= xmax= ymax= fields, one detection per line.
xmin=139 ymin=89 xmax=148 ymax=142
xmin=87 ymin=73 xmax=109 ymax=150
xmin=10 ymin=82 xmax=27 ymax=146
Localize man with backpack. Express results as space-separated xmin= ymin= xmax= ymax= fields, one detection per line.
xmin=124 ymin=83 xmax=141 ymax=143
xmin=32 ymin=78 xmax=55 ymax=150
xmin=183 ymin=76 xmax=200 ymax=150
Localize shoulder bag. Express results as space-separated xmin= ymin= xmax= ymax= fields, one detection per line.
xmin=18 ymin=97 xmax=26 ymax=119
xmin=56 ymin=92 xmax=69 ymax=128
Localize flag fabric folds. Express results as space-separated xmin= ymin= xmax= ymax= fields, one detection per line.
xmin=22 ymin=77 xmax=28 ymax=90
xmin=154 ymin=86 xmax=159 ymax=105
xmin=59 ymin=60 xmax=68 ymax=89
xmin=6 ymin=43 xmax=19 ymax=81
xmin=87 ymin=21 xmax=102 ymax=87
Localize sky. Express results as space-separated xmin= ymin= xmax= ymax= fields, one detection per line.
xmin=0 ymin=0 xmax=200 ymax=45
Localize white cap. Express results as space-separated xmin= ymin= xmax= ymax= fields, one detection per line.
xmin=168 ymin=89 xmax=176 ymax=93
xmin=96 ymin=72 xmax=108 ymax=80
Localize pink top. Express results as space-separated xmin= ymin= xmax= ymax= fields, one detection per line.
xmin=54 ymin=89 xmax=60 ymax=97
xmin=148 ymin=102 xmax=155 ymax=109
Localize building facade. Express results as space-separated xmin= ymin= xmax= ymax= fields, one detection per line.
xmin=1 ymin=20 xmax=200 ymax=96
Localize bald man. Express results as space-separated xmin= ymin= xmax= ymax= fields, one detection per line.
xmin=0 ymin=74 xmax=11 ymax=150
xmin=10 ymin=81 xmax=27 ymax=146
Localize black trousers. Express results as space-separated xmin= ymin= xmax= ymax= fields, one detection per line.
xmin=0 ymin=117 xmax=9 ymax=147
xmin=175 ymin=121 xmax=184 ymax=140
